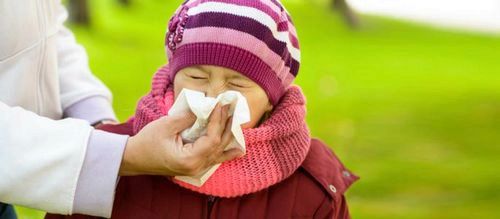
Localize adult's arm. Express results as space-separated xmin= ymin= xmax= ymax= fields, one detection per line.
xmin=0 ymin=102 xmax=127 ymax=217
xmin=53 ymin=2 xmax=128 ymax=217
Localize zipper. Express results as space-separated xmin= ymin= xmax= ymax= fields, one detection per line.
xmin=206 ymin=195 xmax=217 ymax=218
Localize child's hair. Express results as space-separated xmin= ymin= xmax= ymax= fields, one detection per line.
xmin=165 ymin=0 xmax=301 ymax=105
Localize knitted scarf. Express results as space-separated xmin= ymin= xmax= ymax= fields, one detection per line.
xmin=132 ymin=65 xmax=311 ymax=197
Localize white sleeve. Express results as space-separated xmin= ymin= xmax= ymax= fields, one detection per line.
xmin=55 ymin=2 xmax=113 ymax=111
xmin=0 ymin=101 xmax=92 ymax=214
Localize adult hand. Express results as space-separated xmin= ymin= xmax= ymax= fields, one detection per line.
xmin=119 ymin=104 xmax=243 ymax=176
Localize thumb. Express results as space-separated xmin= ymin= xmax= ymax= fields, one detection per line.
xmin=163 ymin=111 xmax=196 ymax=133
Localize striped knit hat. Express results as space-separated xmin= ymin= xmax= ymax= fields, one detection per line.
xmin=165 ymin=0 xmax=300 ymax=105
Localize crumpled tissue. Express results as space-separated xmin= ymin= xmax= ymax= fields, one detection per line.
xmin=168 ymin=88 xmax=251 ymax=186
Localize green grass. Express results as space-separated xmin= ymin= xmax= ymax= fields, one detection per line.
xmin=15 ymin=0 xmax=500 ymax=218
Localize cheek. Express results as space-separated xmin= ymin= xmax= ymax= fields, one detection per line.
xmin=173 ymin=74 xmax=183 ymax=99
xmin=173 ymin=74 xmax=205 ymax=99
xmin=241 ymin=92 xmax=271 ymax=129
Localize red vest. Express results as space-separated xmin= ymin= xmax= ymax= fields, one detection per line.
xmin=46 ymin=123 xmax=358 ymax=219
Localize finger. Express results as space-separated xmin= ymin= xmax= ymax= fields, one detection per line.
xmin=175 ymin=134 xmax=184 ymax=147
xmin=219 ymin=104 xmax=230 ymax=128
xmin=213 ymin=148 xmax=244 ymax=164
xmin=164 ymin=111 xmax=196 ymax=133
xmin=220 ymin=116 xmax=233 ymax=148
xmin=205 ymin=104 xmax=226 ymax=138
xmin=209 ymin=116 xmax=233 ymax=157
xmin=190 ymin=105 xmax=230 ymax=156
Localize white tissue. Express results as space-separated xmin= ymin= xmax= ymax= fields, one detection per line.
xmin=168 ymin=88 xmax=251 ymax=186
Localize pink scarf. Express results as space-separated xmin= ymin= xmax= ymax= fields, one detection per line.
xmin=132 ymin=65 xmax=311 ymax=197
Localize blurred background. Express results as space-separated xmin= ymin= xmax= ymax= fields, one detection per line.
xmin=15 ymin=0 xmax=500 ymax=218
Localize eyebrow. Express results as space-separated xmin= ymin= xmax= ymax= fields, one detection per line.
xmin=230 ymin=74 xmax=249 ymax=80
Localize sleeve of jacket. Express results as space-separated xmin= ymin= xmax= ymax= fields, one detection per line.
xmin=0 ymin=101 xmax=92 ymax=215
xmin=313 ymin=195 xmax=352 ymax=219
xmin=54 ymin=2 xmax=116 ymax=123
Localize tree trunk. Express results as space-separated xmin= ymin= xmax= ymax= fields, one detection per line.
xmin=118 ymin=0 xmax=131 ymax=7
xmin=68 ymin=0 xmax=90 ymax=26
xmin=332 ymin=0 xmax=359 ymax=28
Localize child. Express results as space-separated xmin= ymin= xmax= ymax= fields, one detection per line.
xmin=47 ymin=0 xmax=358 ymax=218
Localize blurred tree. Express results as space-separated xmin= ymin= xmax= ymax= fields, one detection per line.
xmin=332 ymin=0 xmax=359 ymax=28
xmin=68 ymin=0 xmax=90 ymax=26
xmin=118 ymin=0 xmax=131 ymax=7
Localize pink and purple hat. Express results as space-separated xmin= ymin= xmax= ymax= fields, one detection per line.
xmin=165 ymin=0 xmax=301 ymax=105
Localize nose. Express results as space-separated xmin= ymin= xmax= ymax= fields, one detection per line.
xmin=205 ymin=80 xmax=228 ymax=98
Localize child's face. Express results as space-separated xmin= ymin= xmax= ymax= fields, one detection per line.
xmin=173 ymin=65 xmax=273 ymax=128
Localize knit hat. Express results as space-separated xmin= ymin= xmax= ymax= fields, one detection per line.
xmin=165 ymin=0 xmax=301 ymax=105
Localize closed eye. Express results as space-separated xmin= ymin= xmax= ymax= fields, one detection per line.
xmin=189 ymin=75 xmax=208 ymax=80
xmin=230 ymin=82 xmax=248 ymax=88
